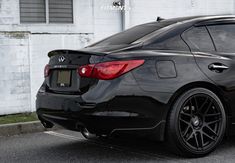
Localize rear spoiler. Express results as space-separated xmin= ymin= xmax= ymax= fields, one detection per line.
xmin=48 ymin=49 xmax=106 ymax=57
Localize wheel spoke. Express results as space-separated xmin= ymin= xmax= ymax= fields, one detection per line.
xmin=180 ymin=111 xmax=191 ymax=117
xmin=204 ymin=99 xmax=213 ymax=114
xmin=204 ymin=125 xmax=218 ymax=136
xmin=198 ymin=97 xmax=209 ymax=113
xmin=194 ymin=132 xmax=199 ymax=148
xmin=179 ymin=117 xmax=191 ymax=125
xmin=207 ymin=119 xmax=221 ymax=125
xmin=183 ymin=125 xmax=191 ymax=137
xmin=199 ymin=131 xmax=205 ymax=148
xmin=205 ymin=113 xmax=221 ymax=117
xmin=186 ymin=131 xmax=194 ymax=141
xmin=203 ymin=131 xmax=216 ymax=141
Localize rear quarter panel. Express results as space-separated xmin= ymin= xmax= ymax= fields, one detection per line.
xmin=79 ymin=50 xmax=215 ymax=133
xmin=108 ymin=50 xmax=212 ymax=95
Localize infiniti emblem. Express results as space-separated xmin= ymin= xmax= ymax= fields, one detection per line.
xmin=58 ymin=56 xmax=66 ymax=62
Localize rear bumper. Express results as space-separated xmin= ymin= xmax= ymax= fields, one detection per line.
xmin=36 ymin=92 xmax=83 ymax=112
xmin=36 ymin=73 xmax=171 ymax=141
xmin=36 ymin=91 xmax=105 ymax=132
xmin=36 ymin=91 xmax=167 ymax=140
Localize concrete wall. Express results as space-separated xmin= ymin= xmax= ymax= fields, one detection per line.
xmin=0 ymin=32 xmax=31 ymax=114
xmin=29 ymin=34 xmax=94 ymax=111
xmin=0 ymin=0 xmax=235 ymax=115
xmin=0 ymin=0 xmax=123 ymax=115
xmin=93 ymin=0 xmax=122 ymax=41
xmin=128 ymin=0 xmax=235 ymax=27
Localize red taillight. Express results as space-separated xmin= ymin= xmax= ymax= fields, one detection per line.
xmin=78 ymin=60 xmax=144 ymax=80
xmin=44 ymin=64 xmax=50 ymax=77
xmin=78 ymin=64 xmax=95 ymax=78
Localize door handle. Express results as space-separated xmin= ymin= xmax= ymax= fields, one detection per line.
xmin=208 ymin=63 xmax=229 ymax=73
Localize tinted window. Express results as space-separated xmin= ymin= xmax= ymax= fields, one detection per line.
xmin=91 ymin=25 xmax=162 ymax=46
xmin=207 ymin=24 xmax=235 ymax=53
xmin=145 ymin=35 xmax=189 ymax=51
xmin=183 ymin=26 xmax=215 ymax=52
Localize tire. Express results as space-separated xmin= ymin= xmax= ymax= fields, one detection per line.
xmin=167 ymin=88 xmax=226 ymax=157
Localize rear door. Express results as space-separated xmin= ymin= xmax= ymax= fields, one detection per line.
xmin=183 ymin=24 xmax=235 ymax=88
xmin=204 ymin=23 xmax=235 ymax=88
xmin=182 ymin=21 xmax=235 ymax=122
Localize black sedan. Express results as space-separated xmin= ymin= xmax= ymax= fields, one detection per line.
xmin=36 ymin=15 xmax=235 ymax=157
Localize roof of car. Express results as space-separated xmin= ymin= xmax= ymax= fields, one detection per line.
xmin=140 ymin=15 xmax=235 ymax=32
xmin=134 ymin=15 xmax=235 ymax=45
xmin=156 ymin=15 xmax=235 ymax=25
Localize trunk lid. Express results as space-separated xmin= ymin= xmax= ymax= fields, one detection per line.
xmin=46 ymin=50 xmax=105 ymax=94
xmin=45 ymin=44 xmax=142 ymax=94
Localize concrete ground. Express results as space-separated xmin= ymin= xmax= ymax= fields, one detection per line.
xmin=0 ymin=129 xmax=234 ymax=163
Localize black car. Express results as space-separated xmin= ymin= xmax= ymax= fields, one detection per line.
xmin=36 ymin=15 xmax=235 ymax=157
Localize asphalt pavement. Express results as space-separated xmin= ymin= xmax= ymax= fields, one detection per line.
xmin=0 ymin=129 xmax=234 ymax=163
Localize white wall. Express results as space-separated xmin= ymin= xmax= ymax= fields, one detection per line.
xmin=93 ymin=0 xmax=122 ymax=41
xmin=0 ymin=0 xmax=95 ymax=115
xmin=29 ymin=33 xmax=93 ymax=111
xmin=0 ymin=32 xmax=31 ymax=114
xmin=0 ymin=0 xmax=235 ymax=115
xmin=0 ymin=0 xmax=124 ymax=115
xmin=0 ymin=0 xmax=93 ymax=33
xmin=128 ymin=0 xmax=235 ymax=27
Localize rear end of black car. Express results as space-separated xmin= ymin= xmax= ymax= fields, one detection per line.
xmin=36 ymin=21 xmax=177 ymax=136
xmin=36 ymin=49 xmax=157 ymax=136
xmin=36 ymin=50 xmax=104 ymax=130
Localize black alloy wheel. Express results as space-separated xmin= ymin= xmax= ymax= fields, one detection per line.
xmin=167 ymin=88 xmax=226 ymax=157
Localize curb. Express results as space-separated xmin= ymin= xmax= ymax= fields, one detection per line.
xmin=0 ymin=121 xmax=60 ymax=137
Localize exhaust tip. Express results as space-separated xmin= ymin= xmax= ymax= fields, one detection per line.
xmin=38 ymin=115 xmax=54 ymax=128
xmin=41 ymin=121 xmax=54 ymax=128
xmin=81 ymin=128 xmax=96 ymax=139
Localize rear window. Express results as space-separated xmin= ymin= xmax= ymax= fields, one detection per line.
xmin=90 ymin=22 xmax=173 ymax=46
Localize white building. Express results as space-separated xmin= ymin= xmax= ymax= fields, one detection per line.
xmin=0 ymin=0 xmax=234 ymax=115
